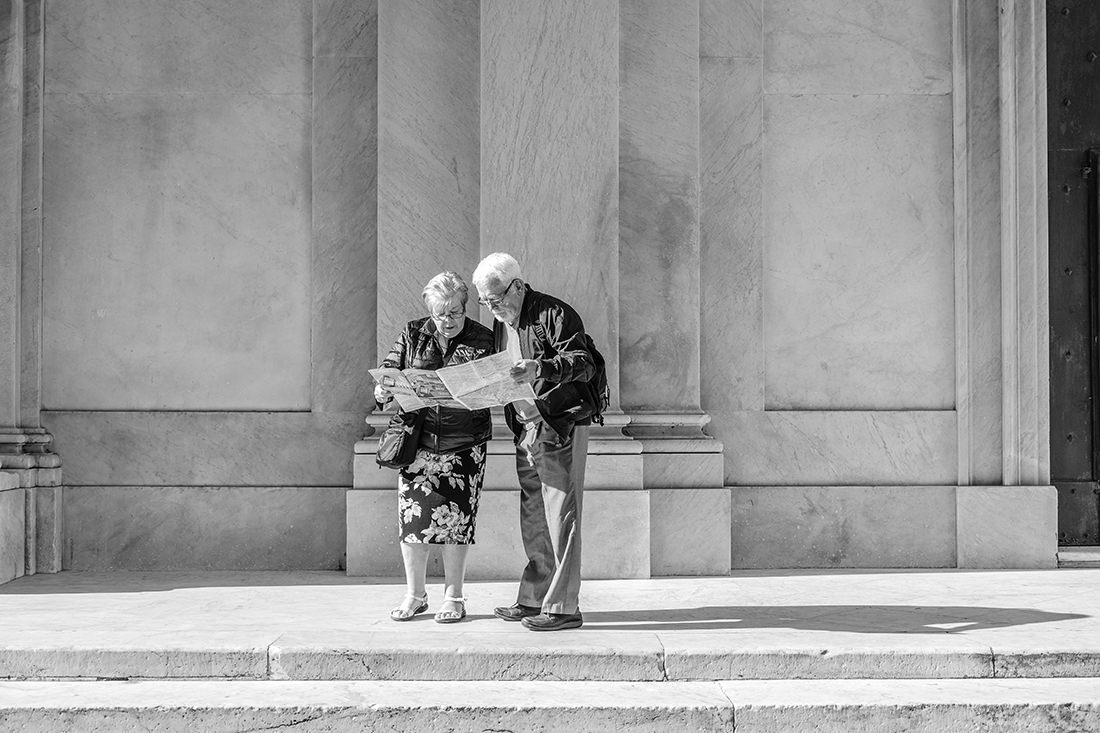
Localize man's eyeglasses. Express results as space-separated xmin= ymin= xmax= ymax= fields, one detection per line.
xmin=477 ymin=279 xmax=518 ymax=309
xmin=430 ymin=307 xmax=465 ymax=322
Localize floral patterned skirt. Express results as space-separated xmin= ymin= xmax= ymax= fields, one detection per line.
xmin=397 ymin=443 xmax=487 ymax=544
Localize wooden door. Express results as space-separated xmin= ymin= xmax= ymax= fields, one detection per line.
xmin=1048 ymin=1 xmax=1100 ymax=545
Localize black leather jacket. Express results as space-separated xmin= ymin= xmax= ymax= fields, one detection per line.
xmin=493 ymin=285 xmax=596 ymax=442
xmin=380 ymin=317 xmax=494 ymax=454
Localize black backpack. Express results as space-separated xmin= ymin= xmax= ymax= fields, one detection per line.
xmin=582 ymin=333 xmax=610 ymax=426
xmin=531 ymin=324 xmax=610 ymax=426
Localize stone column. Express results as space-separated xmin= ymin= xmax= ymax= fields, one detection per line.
xmin=348 ymin=0 xmax=480 ymax=576
xmin=619 ymin=0 xmax=727 ymax=575
xmin=0 ymin=0 xmax=61 ymax=580
xmin=955 ymin=0 xmax=1055 ymax=568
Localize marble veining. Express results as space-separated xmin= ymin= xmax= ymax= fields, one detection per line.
xmin=763 ymin=94 xmax=954 ymax=410
xmin=312 ymin=53 xmax=377 ymax=414
xmin=64 ymin=486 xmax=346 ymax=571
xmin=45 ymin=0 xmax=311 ymax=95
xmin=731 ymin=485 xmax=957 ymax=568
xmin=42 ymin=93 xmax=312 ymax=410
xmin=314 ymin=0 xmax=376 ymax=58
xmin=376 ymin=0 xmax=479 ymax=359
xmin=764 ymin=0 xmax=952 ymax=95
xmin=481 ymin=0 xmax=618 ymax=369
xmin=701 ymin=0 xmax=762 ymax=59
xmin=956 ymin=486 xmax=1056 ymax=568
xmin=619 ymin=0 xmax=700 ymax=411
xmin=700 ymin=58 xmax=763 ymax=415
xmin=43 ymin=411 xmax=362 ymax=487
xmin=720 ymin=411 xmax=957 ymax=486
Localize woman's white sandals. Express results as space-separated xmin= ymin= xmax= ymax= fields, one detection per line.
xmin=434 ymin=596 xmax=467 ymax=624
xmin=390 ymin=592 xmax=428 ymax=622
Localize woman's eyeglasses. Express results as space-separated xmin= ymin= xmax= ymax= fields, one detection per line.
xmin=430 ymin=307 xmax=465 ymax=322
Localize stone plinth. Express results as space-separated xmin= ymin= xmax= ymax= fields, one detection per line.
xmin=0 ymin=473 xmax=25 ymax=583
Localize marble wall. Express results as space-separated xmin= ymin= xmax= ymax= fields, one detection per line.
xmin=481 ymin=0 xmax=619 ymax=382
xmin=42 ymin=0 xmax=313 ymax=411
xmin=701 ymin=0 xmax=959 ymax=487
xmin=0 ymin=0 xmax=20 ymax=427
xmin=38 ymin=0 xmax=378 ymax=568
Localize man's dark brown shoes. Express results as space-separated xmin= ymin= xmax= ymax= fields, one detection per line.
xmin=493 ymin=603 xmax=541 ymax=622
xmin=521 ymin=612 xmax=583 ymax=631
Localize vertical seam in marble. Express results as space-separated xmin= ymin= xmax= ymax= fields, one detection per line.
xmin=309 ymin=0 xmax=317 ymax=413
xmin=5 ymin=0 xmax=26 ymax=428
xmin=952 ymin=0 xmax=970 ymax=486
xmin=22 ymin=0 xmax=44 ymax=430
xmin=999 ymin=0 xmax=1019 ymax=486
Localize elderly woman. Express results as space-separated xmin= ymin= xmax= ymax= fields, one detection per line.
xmin=375 ymin=271 xmax=494 ymax=624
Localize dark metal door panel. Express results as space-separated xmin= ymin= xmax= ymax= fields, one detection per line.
xmin=1048 ymin=1 xmax=1100 ymax=544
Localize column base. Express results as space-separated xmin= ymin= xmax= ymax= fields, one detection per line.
xmin=0 ymin=430 xmax=63 ymax=579
xmin=348 ymin=411 xmax=727 ymax=578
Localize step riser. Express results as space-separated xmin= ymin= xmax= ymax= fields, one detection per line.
xmin=3 ymin=705 xmax=1100 ymax=733
xmin=5 ymin=648 xmax=1100 ymax=681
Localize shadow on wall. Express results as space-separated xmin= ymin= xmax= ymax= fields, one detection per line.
xmin=583 ymin=606 xmax=1088 ymax=634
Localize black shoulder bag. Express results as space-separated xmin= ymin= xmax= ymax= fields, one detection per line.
xmin=375 ymin=409 xmax=425 ymax=469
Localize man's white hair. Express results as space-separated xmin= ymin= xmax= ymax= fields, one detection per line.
xmin=472 ymin=252 xmax=523 ymax=287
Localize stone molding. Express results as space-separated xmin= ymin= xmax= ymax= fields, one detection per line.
xmin=998 ymin=0 xmax=1049 ymax=486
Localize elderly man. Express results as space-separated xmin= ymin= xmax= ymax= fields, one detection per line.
xmin=472 ymin=252 xmax=597 ymax=631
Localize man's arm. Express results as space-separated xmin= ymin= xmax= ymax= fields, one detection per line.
xmin=535 ymin=302 xmax=595 ymax=385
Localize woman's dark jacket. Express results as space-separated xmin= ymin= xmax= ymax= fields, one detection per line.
xmin=380 ymin=317 xmax=494 ymax=454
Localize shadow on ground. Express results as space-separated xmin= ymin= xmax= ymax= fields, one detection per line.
xmin=583 ymin=606 xmax=1088 ymax=633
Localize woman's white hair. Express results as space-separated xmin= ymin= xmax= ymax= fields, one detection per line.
xmin=472 ymin=252 xmax=523 ymax=287
xmin=422 ymin=271 xmax=469 ymax=308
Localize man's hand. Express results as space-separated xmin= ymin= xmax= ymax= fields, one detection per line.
xmin=374 ymin=383 xmax=393 ymax=404
xmin=510 ymin=359 xmax=539 ymax=384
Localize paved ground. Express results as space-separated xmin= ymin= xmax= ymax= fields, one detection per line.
xmin=0 ymin=568 xmax=1097 ymax=680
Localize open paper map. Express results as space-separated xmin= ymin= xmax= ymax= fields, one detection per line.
xmin=369 ymin=351 xmax=537 ymax=412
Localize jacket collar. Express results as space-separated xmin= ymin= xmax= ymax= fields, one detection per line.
xmin=514 ymin=283 xmax=536 ymax=330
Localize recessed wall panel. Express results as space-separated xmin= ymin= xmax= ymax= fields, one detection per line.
xmin=763 ymin=94 xmax=954 ymax=410
xmin=42 ymin=94 xmax=312 ymax=410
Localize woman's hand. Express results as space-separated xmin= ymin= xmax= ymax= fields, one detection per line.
xmin=374 ymin=383 xmax=393 ymax=404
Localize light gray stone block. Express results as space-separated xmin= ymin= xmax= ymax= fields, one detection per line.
xmin=43 ymin=93 xmax=312 ymax=411
xmin=376 ymin=0 xmax=479 ymax=360
xmin=45 ymin=0 xmax=311 ymax=94
xmin=0 ymin=486 xmax=25 ymax=583
xmin=700 ymin=57 xmax=763 ymax=415
xmin=64 ymin=487 xmax=346 ymax=571
xmin=44 ymin=411 xmax=362 ymax=487
xmin=763 ymin=93 xmax=954 ymax=410
xmin=619 ymin=0 xmax=701 ymax=411
xmin=312 ymin=52 xmax=377 ymax=414
xmin=272 ymin=631 xmax=665 ymax=680
xmin=314 ymin=0 xmax=376 ymax=58
xmin=956 ymin=486 xmax=1057 ymax=569
xmin=763 ymin=0 xmax=951 ymax=94
xmin=701 ymin=0 xmax=761 ymax=59
xmin=667 ymin=633 xmax=993 ymax=680
xmin=650 ymin=489 xmax=731 ymax=576
xmin=723 ymin=411 xmax=957 ymax=486
xmin=34 ymin=485 xmax=62 ymax=573
xmin=481 ymin=0 xmax=619 ymax=387
xmin=0 ymin=680 xmax=738 ymax=732
xmin=731 ymin=486 xmax=957 ymax=568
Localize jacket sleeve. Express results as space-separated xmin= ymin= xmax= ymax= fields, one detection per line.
xmin=375 ymin=325 xmax=412 ymax=410
xmin=537 ymin=303 xmax=595 ymax=385
xmin=380 ymin=325 xmax=411 ymax=370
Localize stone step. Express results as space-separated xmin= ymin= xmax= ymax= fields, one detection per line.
xmin=1058 ymin=546 xmax=1100 ymax=567
xmin=0 ymin=678 xmax=1098 ymax=732
xmin=4 ymin=632 xmax=1099 ymax=681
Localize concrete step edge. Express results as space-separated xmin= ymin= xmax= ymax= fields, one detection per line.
xmin=0 ymin=679 xmax=1099 ymax=733
xmin=4 ymin=643 xmax=1100 ymax=681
